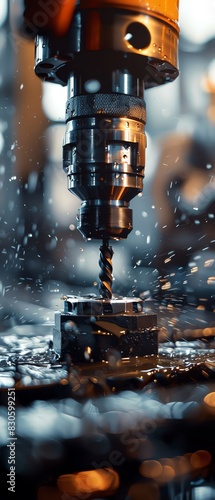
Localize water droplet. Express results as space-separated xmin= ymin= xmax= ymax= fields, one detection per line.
xmin=10 ymin=141 xmax=17 ymax=151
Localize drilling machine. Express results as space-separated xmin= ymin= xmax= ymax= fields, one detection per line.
xmin=22 ymin=0 xmax=180 ymax=362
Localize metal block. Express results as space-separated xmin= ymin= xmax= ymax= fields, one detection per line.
xmin=53 ymin=296 xmax=158 ymax=362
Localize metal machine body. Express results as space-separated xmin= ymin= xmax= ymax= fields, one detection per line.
xmin=22 ymin=0 xmax=180 ymax=360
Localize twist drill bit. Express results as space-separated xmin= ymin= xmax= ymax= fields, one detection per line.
xmin=99 ymin=239 xmax=113 ymax=300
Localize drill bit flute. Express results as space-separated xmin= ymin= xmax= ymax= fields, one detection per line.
xmin=99 ymin=239 xmax=113 ymax=300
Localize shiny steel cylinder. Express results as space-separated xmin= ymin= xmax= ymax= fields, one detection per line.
xmin=63 ymin=68 xmax=146 ymax=239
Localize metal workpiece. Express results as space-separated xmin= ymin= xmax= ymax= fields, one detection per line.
xmin=53 ymin=295 xmax=158 ymax=362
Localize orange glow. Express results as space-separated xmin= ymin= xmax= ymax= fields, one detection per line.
xmin=86 ymin=10 xmax=101 ymax=50
xmin=55 ymin=0 xmax=76 ymax=35
xmin=57 ymin=468 xmax=119 ymax=497
xmin=53 ymin=0 xmax=76 ymax=35
xmin=140 ymin=456 xmax=195 ymax=484
xmin=80 ymin=0 xmax=179 ymax=26
xmin=160 ymin=458 xmax=175 ymax=468
xmin=174 ymin=455 xmax=191 ymax=476
xmin=203 ymin=327 xmax=215 ymax=336
xmin=156 ymin=465 xmax=175 ymax=483
xmin=204 ymin=392 xmax=215 ymax=408
xmin=190 ymin=450 xmax=212 ymax=469
xmin=23 ymin=0 xmax=77 ymax=36
xmin=60 ymin=378 xmax=69 ymax=385
xmin=139 ymin=460 xmax=162 ymax=478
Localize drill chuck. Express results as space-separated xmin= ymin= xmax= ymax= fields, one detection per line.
xmin=63 ymin=84 xmax=146 ymax=240
xmin=33 ymin=2 xmax=179 ymax=242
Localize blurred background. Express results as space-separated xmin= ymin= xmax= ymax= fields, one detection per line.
xmin=0 ymin=0 xmax=215 ymax=326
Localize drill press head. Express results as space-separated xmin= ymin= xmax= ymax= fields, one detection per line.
xmin=28 ymin=0 xmax=180 ymax=242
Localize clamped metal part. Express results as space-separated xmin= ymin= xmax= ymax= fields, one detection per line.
xmin=53 ymin=295 xmax=158 ymax=362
